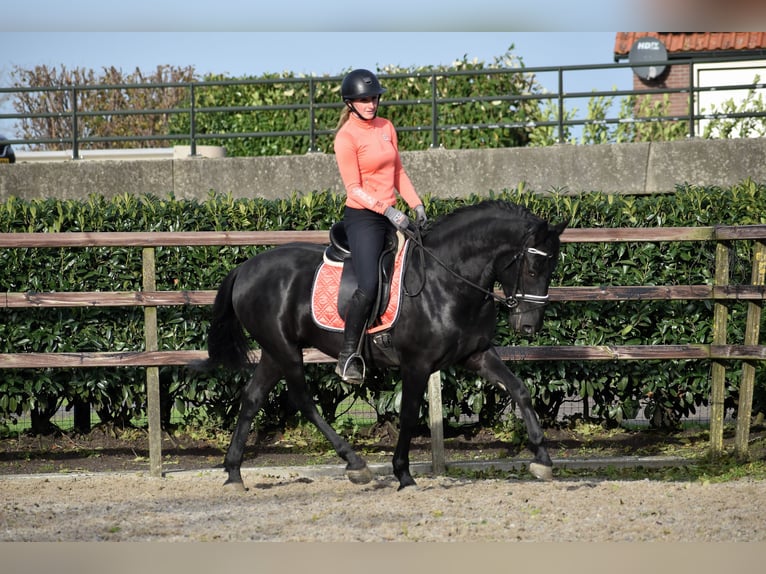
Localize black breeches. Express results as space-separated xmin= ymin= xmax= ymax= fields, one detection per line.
xmin=343 ymin=206 xmax=390 ymax=298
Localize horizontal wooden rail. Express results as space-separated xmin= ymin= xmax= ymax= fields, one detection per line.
xmin=2 ymin=224 xmax=766 ymax=249
xmin=0 ymin=231 xmax=328 ymax=247
xmin=498 ymin=344 xmax=766 ymax=361
xmin=4 ymin=285 xmax=766 ymax=309
xmin=561 ymin=224 xmax=766 ymax=243
xmin=2 ymin=344 xmax=765 ymax=370
xmin=2 ymin=290 xmax=216 ymax=308
xmin=551 ymin=285 xmax=766 ymax=301
xmin=0 ymin=348 xmax=334 ymax=369
xmin=0 ymin=230 xmax=329 ymax=248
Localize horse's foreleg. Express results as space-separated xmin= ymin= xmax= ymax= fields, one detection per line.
xmin=285 ymin=363 xmax=372 ymax=485
xmin=223 ymin=355 xmax=282 ymax=490
xmin=465 ymin=348 xmax=553 ymax=480
xmin=392 ymin=369 xmax=429 ymax=490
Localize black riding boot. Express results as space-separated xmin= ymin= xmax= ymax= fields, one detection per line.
xmin=336 ymin=289 xmax=374 ymax=384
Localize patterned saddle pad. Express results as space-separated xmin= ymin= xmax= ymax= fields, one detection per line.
xmin=311 ymin=239 xmax=410 ymax=333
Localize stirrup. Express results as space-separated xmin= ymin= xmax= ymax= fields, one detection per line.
xmin=336 ymin=353 xmax=366 ymax=384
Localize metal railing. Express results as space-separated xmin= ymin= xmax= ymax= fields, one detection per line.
xmin=1 ymin=55 xmax=765 ymax=159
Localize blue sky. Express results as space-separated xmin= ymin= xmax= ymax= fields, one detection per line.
xmin=1 ymin=31 xmax=633 ymax=139
xmin=3 ymin=1 xmax=638 ymax=32
xmin=3 ymin=32 xmax=631 ymax=90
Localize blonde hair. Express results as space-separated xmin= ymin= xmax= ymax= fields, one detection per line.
xmin=335 ymin=105 xmax=352 ymax=132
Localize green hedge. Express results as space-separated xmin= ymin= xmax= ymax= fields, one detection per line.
xmin=169 ymin=54 xmax=545 ymax=156
xmin=1 ymin=182 xmax=765 ymax=435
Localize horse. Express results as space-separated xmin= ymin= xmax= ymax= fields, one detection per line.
xmin=193 ymin=200 xmax=567 ymax=491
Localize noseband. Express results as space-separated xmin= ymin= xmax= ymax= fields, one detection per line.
xmin=403 ymin=227 xmax=551 ymax=312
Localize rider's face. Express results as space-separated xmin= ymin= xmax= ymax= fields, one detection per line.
xmin=350 ymin=96 xmax=379 ymax=119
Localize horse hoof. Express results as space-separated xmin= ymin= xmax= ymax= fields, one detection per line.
xmin=397 ymin=483 xmax=418 ymax=492
xmin=529 ymin=462 xmax=553 ymax=481
xmin=223 ymin=479 xmax=247 ymax=492
xmin=396 ymin=475 xmax=418 ymax=491
xmin=346 ymin=465 xmax=373 ymax=485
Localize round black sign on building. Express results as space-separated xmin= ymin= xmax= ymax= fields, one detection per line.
xmin=629 ymin=36 xmax=668 ymax=81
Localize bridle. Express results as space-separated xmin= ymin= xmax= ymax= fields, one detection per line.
xmin=403 ymin=226 xmax=552 ymax=311
xmin=491 ymin=245 xmax=552 ymax=311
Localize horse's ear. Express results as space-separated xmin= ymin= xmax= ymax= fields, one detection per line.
xmin=550 ymin=221 xmax=568 ymax=237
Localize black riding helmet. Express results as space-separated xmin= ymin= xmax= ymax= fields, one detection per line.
xmin=341 ymin=69 xmax=386 ymax=102
xmin=0 ymin=135 xmax=15 ymax=164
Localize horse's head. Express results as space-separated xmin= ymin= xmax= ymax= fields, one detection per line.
xmin=498 ymin=219 xmax=567 ymax=335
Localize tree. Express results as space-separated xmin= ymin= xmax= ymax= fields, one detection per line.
xmin=0 ymin=66 xmax=14 ymax=136
xmin=11 ymin=64 xmax=197 ymax=151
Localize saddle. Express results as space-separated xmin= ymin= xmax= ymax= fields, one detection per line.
xmin=312 ymin=221 xmax=409 ymax=333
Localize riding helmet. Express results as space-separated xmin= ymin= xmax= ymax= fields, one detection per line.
xmin=0 ymin=135 xmax=15 ymax=164
xmin=340 ymin=69 xmax=386 ymax=101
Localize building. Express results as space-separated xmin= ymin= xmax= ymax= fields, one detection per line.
xmin=614 ymin=32 xmax=766 ymax=137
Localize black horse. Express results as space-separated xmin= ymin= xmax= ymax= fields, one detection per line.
xmin=194 ymin=200 xmax=567 ymax=490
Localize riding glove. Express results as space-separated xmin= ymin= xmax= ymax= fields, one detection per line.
xmin=415 ymin=205 xmax=428 ymax=227
xmin=384 ymin=206 xmax=411 ymax=232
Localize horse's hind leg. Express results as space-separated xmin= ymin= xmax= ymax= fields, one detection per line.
xmin=223 ymin=354 xmax=282 ymax=490
xmin=284 ymin=362 xmax=372 ymax=485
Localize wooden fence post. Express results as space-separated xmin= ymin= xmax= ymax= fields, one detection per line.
xmin=427 ymin=371 xmax=446 ymax=475
xmin=142 ymin=247 xmax=163 ymax=478
xmin=735 ymin=240 xmax=766 ymax=458
xmin=709 ymin=241 xmax=730 ymax=456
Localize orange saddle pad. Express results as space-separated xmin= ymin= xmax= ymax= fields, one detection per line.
xmin=311 ymin=240 xmax=409 ymax=333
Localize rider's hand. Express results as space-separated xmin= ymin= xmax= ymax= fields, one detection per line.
xmin=415 ymin=205 xmax=428 ymax=227
xmin=384 ymin=206 xmax=412 ymax=232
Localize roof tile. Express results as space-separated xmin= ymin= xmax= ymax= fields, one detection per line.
xmin=614 ymin=32 xmax=766 ymax=57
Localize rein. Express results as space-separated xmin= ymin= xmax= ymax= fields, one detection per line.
xmin=402 ymin=226 xmax=550 ymax=310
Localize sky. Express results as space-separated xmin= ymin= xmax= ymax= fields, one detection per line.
xmin=5 ymin=0 xmax=764 ymax=34
xmin=9 ymin=0 xmax=766 ymax=32
xmin=4 ymin=1 xmax=638 ymax=33
xmin=2 ymin=32 xmax=630 ymax=87
xmin=6 ymin=0 xmax=764 ymax=138
xmin=1 ymin=32 xmax=633 ymax=137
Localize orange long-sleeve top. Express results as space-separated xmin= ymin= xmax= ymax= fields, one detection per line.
xmin=334 ymin=114 xmax=422 ymax=214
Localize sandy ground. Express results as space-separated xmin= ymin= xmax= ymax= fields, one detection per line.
xmin=2 ymin=467 xmax=765 ymax=542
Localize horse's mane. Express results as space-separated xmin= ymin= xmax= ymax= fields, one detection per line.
xmin=424 ymin=200 xmax=542 ymax=239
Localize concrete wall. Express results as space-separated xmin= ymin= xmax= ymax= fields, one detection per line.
xmin=2 ymin=138 xmax=765 ymax=202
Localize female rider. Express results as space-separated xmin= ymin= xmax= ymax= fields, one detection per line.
xmin=333 ymin=68 xmax=427 ymax=384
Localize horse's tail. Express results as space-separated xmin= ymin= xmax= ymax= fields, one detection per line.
xmin=189 ymin=266 xmax=253 ymax=372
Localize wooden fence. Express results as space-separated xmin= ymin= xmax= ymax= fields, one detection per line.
xmin=2 ymin=226 xmax=765 ymax=477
